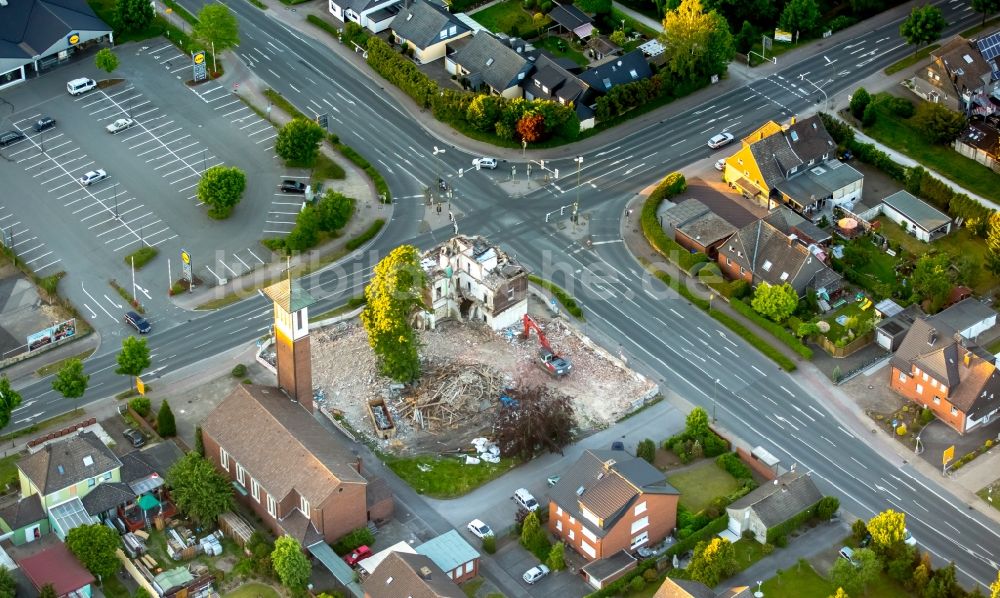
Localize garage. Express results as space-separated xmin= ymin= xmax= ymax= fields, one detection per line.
xmin=0 ymin=0 xmax=113 ymax=91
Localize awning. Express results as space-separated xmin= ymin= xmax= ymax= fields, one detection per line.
xmin=308 ymin=542 xmax=363 ymax=598
xmin=129 ymin=473 xmax=164 ymax=495
xmin=49 ymin=498 xmax=96 ymax=539
xmin=138 ymin=494 xmax=160 ymax=510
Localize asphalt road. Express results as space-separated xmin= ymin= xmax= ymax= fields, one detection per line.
xmin=3 ymin=0 xmax=999 ymax=591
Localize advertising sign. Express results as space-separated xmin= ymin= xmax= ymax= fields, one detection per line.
xmin=774 ymin=29 xmax=793 ymax=42
xmin=192 ymin=51 xmax=207 ymax=82
xmin=943 ymin=445 xmax=955 ymax=465
xmin=67 ymin=32 xmax=81 ymax=46
xmin=181 ymin=249 xmax=192 ymax=282
xmin=136 ymin=377 xmax=145 ymax=396
xmin=26 ymin=319 xmax=76 ymax=352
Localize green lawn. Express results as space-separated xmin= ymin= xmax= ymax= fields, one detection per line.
xmin=667 ymin=460 xmax=739 ymax=514
xmin=986 ymin=338 xmax=1000 ymax=355
xmin=812 ymin=301 xmax=876 ymax=344
xmin=761 ymin=561 xmax=914 ymax=597
xmin=224 ymin=583 xmax=281 ymax=598
xmin=462 ymin=578 xmax=485 ymax=598
xmin=884 ymin=43 xmax=939 ymax=75
xmin=732 ymin=538 xmax=769 ymax=571
xmin=534 ymin=36 xmax=589 ymax=67
xmin=0 ymin=454 xmax=22 ymax=492
xmin=864 ymin=101 xmax=1000 ymax=203
xmin=470 ymin=0 xmax=548 ymax=37
xmin=978 ymin=482 xmax=1000 ymax=513
xmin=875 ymin=216 xmax=992 ymax=294
xmin=101 ymin=576 xmax=131 ymax=598
xmin=387 ymin=455 xmax=518 ymax=499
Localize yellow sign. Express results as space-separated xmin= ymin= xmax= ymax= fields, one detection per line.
xmin=181 ymin=250 xmax=190 ymax=265
xmin=68 ymin=33 xmax=80 ymax=45
xmin=943 ymin=445 xmax=955 ymax=465
xmin=194 ymin=52 xmax=206 ymax=65
xmin=136 ymin=377 xmax=145 ymax=396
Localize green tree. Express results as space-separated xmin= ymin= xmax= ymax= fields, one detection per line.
xmin=114 ymin=0 xmax=155 ymax=33
xmin=636 ymin=438 xmax=656 ymax=463
xmin=272 ymin=536 xmax=312 ymax=590
xmin=971 ymin=0 xmax=999 ymax=25
xmin=867 ymin=509 xmax=906 ymax=553
xmin=610 ymin=28 xmax=627 ymax=46
xmin=831 ymin=548 xmax=879 ymax=595
xmin=686 ymin=406 xmax=711 ymax=438
xmin=520 ymin=510 xmax=543 ymax=549
xmin=316 ymin=191 xmax=354 ymax=232
xmin=912 ymin=101 xmax=966 ymax=144
xmin=751 ymin=282 xmax=798 ymax=322
xmin=0 ymin=376 xmax=22 ymax=431
xmin=52 ymin=358 xmax=89 ymax=399
xmin=661 ymin=0 xmax=735 ymax=80
xmin=547 ymin=541 xmax=566 ymax=571
xmin=197 ymin=165 xmax=246 ymax=219
xmin=990 ymin=568 xmax=1000 ymax=598
xmin=779 ymin=0 xmax=820 ymax=35
xmin=158 ymin=400 xmax=177 ymax=437
xmin=167 ymin=452 xmax=235 ymax=524
xmin=275 ymin=118 xmax=326 ymax=166
xmin=465 ymin=95 xmax=501 ymax=132
xmin=900 ymin=5 xmax=946 ymax=55
xmin=985 ymin=212 xmax=1000 ymax=276
xmin=815 ymin=496 xmax=840 ymax=520
xmin=850 ymin=87 xmax=871 ymax=120
xmin=735 ymin=20 xmax=758 ymax=54
xmin=687 ymin=537 xmax=737 ymax=587
xmin=65 ymin=524 xmax=122 ymax=580
xmin=911 ymin=253 xmax=952 ymax=311
xmin=924 ymin=562 xmax=960 ymax=598
xmin=193 ymin=4 xmax=240 ymax=72
xmin=285 ymin=205 xmax=321 ymax=252
xmin=115 ymin=336 xmax=150 ymax=391
xmin=0 ymin=567 xmax=15 ymax=598
xmin=360 ymin=245 xmax=426 ymax=381
xmin=39 ymin=583 xmax=57 ymax=598
xmin=94 ymin=48 xmax=119 ymax=74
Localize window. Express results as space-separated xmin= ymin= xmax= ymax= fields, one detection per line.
xmin=950 ymin=407 xmax=958 ymax=416
xmin=486 ymin=58 xmax=494 ymax=66
xmin=449 ymin=25 xmax=457 ymax=35
xmin=267 ymin=495 xmax=277 ymax=517
xmin=581 ymin=527 xmax=597 ymax=542
xmin=300 ymin=496 xmax=310 ymax=518
xmin=931 ymin=379 xmax=937 ymax=388
xmin=933 ymin=396 xmax=941 ymax=405
xmin=580 ymin=541 xmax=596 ymax=558
xmin=898 ymin=372 xmax=906 ymax=383
xmin=630 ymin=516 xmax=649 ymax=534
xmin=634 ymin=501 xmax=647 ymax=516
xmin=104 ymin=472 xmax=112 ymax=481
xmin=922 ymin=373 xmax=928 ymax=382
xmin=88 ymin=478 xmax=95 ymax=488
xmin=630 ymin=531 xmax=649 ymax=549
xmin=556 ymin=506 xmax=562 ymax=516
xmin=740 ymin=267 xmax=745 ymax=275
xmin=762 ymin=260 xmax=773 ymax=272
xmin=568 ymin=529 xmax=575 ymax=540
xmin=726 ymin=257 xmax=732 ymax=266
xmin=568 ymin=516 xmax=576 ymax=524
xmin=556 ymin=520 xmax=563 ymax=531
xmin=581 ymin=508 xmax=600 ymax=528
xmin=251 ymin=479 xmax=260 ymax=502
xmin=296 ymin=310 xmax=303 ymax=330
xmin=220 ymin=447 xmax=229 ymax=471
xmin=440 ymin=30 xmax=447 ymax=40
xmin=465 ymin=562 xmax=474 ymax=574
xmin=916 ymin=384 xmax=923 ymax=395
xmin=237 ymin=464 xmax=246 ymax=487
xmin=435 ymin=286 xmax=442 ymax=299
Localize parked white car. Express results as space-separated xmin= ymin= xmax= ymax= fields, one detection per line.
xmin=904 ymin=529 xmax=916 ymax=546
xmin=715 ymin=158 xmax=726 ymax=171
xmin=467 ymin=519 xmax=493 ymax=539
xmin=473 ymin=157 xmax=498 ymax=169
xmin=79 ymin=169 xmax=108 ymax=186
xmin=707 ymin=132 xmax=734 ymax=149
xmin=106 ymin=118 xmax=134 ymax=133
xmin=523 ymin=564 xmax=549 ymax=584
xmin=513 ymin=488 xmax=539 ymax=512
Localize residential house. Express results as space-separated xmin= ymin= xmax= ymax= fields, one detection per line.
xmin=420 ymin=235 xmax=528 ymax=331
xmin=716 ymin=218 xmax=838 ymax=296
xmin=547 ymin=2 xmax=594 ymax=39
xmin=446 ymin=31 xmax=532 ymax=98
xmin=653 ymin=578 xmax=752 ymax=598
xmin=879 ymin=190 xmax=953 ymax=242
xmin=547 ymin=449 xmax=679 ymax=561
xmin=578 ymin=50 xmax=652 ymax=96
xmin=202 ymin=383 xmax=393 ymax=545
xmin=392 ymin=0 xmax=471 ymax=63
xmin=907 ymin=34 xmax=995 ymax=114
xmin=415 ymin=529 xmax=480 ymax=583
xmin=362 ymin=551 xmax=465 ymax=598
xmin=889 ymin=318 xmax=1000 ymax=434
xmin=358 ymin=540 xmax=418 ymax=576
xmin=722 ymin=116 xmax=863 ymax=218
xmin=328 ymin=0 xmax=401 ymax=34
xmin=523 ymin=54 xmax=595 ymax=129
xmin=876 ymin=304 xmax=926 ymax=352
xmin=930 ymin=298 xmax=998 ymax=341
xmin=0 ymin=0 xmax=113 ymax=90
xmin=0 ymin=494 xmax=48 ymax=545
xmin=763 ymin=206 xmax=831 ymax=246
xmin=16 ymin=430 xmax=121 ymax=538
xmin=954 ymin=119 xmax=1000 ymax=169
xmin=17 ymin=542 xmax=95 ymax=598
xmin=725 ymin=470 xmax=823 ymax=544
xmin=662 ymin=199 xmax=738 ymax=258
xmin=81 ymin=441 xmax=183 ymax=530
xmin=580 ymin=549 xmax=637 ymax=590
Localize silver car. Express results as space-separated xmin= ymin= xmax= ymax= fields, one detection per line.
xmin=106 ymin=118 xmax=134 ymax=133
xmin=523 ymin=564 xmax=549 ymax=584
xmin=79 ymin=169 xmax=108 ymax=186
xmin=707 ymin=132 xmax=734 ymax=149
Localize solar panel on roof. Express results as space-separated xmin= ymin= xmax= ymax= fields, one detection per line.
xmin=976 ymin=31 xmax=1000 ymax=62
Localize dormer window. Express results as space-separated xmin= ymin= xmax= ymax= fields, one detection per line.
xmin=762 ymin=260 xmax=773 ymax=272
xmin=450 ymin=26 xmax=457 ymax=35
xmin=440 ymin=30 xmax=447 ymax=40
xmin=486 ymin=58 xmax=494 ymax=66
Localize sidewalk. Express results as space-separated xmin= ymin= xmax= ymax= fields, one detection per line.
xmin=3 ymin=333 xmax=102 ymax=388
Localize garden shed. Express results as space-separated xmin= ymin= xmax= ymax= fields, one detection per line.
xmin=879 ymin=191 xmax=952 ymax=242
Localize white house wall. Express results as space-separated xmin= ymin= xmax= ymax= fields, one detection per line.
xmin=489 ymin=299 xmax=527 ymax=331
xmin=328 ymin=0 xmax=344 ymax=20
xmin=880 ymin=203 xmax=931 ymax=242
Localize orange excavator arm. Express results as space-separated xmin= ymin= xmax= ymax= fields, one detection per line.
xmin=521 ymin=314 xmax=552 ymax=351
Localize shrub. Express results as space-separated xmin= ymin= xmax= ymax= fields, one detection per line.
xmin=850 ymin=87 xmax=871 ymax=120
xmin=636 ymin=438 xmax=656 ymax=463
xmin=482 ymin=535 xmax=496 ymax=554
xmin=332 ymin=527 xmax=375 ymax=555
xmin=851 ymin=519 xmax=869 ymax=542
xmin=648 ymin=172 xmax=687 ymax=203
xmin=157 ymin=400 xmax=176 ymax=437
xmin=129 ymin=396 xmax=151 ymax=417
xmin=774 ymin=534 xmax=788 ymax=547
xmin=762 ymin=543 xmax=775 ymax=555
xmin=862 ymin=102 xmax=878 ymax=127
xmin=642 ymin=568 xmax=658 ymax=582
xmin=231 ymin=364 xmax=247 ymax=378
xmin=125 ymin=246 xmax=158 ymax=270
xmin=896 ymin=423 xmax=908 ymax=436
xmin=702 ymin=432 xmax=729 ymax=457
xmin=629 ymin=576 xmax=645 ymax=593
xmin=716 ymin=452 xmax=753 ymax=481
xmin=815 ymin=496 xmax=840 ymax=520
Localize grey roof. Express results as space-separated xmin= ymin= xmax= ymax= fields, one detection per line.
xmin=262 ymin=278 xmax=316 ymax=314
xmin=119 ymin=441 xmax=184 ymax=484
xmin=392 ymin=0 xmax=468 ymax=50
xmin=450 ymin=31 xmax=530 ymax=92
xmin=416 ymin=529 xmax=480 ymax=574
xmin=524 ymin=54 xmax=589 ymax=105
xmin=0 ymin=494 xmax=46 ymax=530
xmin=774 ymin=161 xmax=862 ymax=208
xmin=891 ymin=318 xmax=962 ymax=386
xmin=665 ymin=199 xmax=737 ymax=247
xmin=578 ymin=50 xmax=652 ymax=92
xmin=81 ymin=482 xmax=136 ymax=516
xmin=18 ymin=431 xmax=122 ymax=495
xmin=933 ymin=35 xmax=994 ymax=95
xmin=579 ymin=549 xmax=636 ymax=581
xmin=747 ymin=115 xmax=836 ymax=189
xmin=368 ymin=4 xmax=401 ymax=22
xmin=547 ymin=2 xmax=592 ymax=30
xmin=336 ymin=0 xmax=401 ymax=15
xmin=363 ymin=552 xmax=465 ymax=598
xmin=279 ymin=509 xmax=324 ymax=546
xmin=727 ymin=470 xmax=823 ymax=528
xmin=881 ymin=191 xmax=951 ymax=232
xmin=763 ymin=206 xmax=806 ymax=234
xmin=929 ymin=298 xmax=997 ymax=335
xmin=878 ymin=303 xmax=926 ymax=339
xmin=0 ymin=0 xmax=110 ymax=61
xmin=548 ymin=450 xmax=677 ymax=538
xmin=720 ymin=219 xmax=829 ymax=295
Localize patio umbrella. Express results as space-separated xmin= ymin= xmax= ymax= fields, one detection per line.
xmin=138 ymin=493 xmax=161 ymax=510
xmin=838 ymin=218 xmax=858 ymax=230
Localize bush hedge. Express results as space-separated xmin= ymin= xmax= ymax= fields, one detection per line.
xmin=584 ymin=558 xmax=658 ymax=598
xmin=528 ymin=274 xmax=584 ymax=319
xmin=716 ymin=452 xmax=753 ymax=481
xmin=640 ymin=173 xmax=709 ymax=274
xmin=332 ymin=527 xmax=375 ymax=554
xmin=765 ymin=499 xmax=822 ymax=544
xmin=730 ymin=299 xmax=813 ymax=359
xmin=346 ymin=219 xmax=385 ymax=250
xmin=129 ymin=396 xmax=151 ymax=418
xmin=125 ymin=246 xmax=158 ymax=270
xmin=668 ymin=515 xmax=729 ymax=558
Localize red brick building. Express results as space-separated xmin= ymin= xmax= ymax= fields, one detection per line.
xmin=547 ymin=450 xmax=679 ymax=561
xmin=889 ymin=319 xmax=1000 ymax=434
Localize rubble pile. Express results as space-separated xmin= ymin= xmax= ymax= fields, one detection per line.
xmin=397 ymin=361 xmax=507 ymax=431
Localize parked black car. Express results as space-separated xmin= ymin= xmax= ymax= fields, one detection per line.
xmin=279 ymin=180 xmax=306 ymax=193
xmin=33 ymin=117 xmax=56 ymax=132
xmin=123 ymin=428 xmax=146 ymax=448
xmin=0 ymin=130 xmax=25 ymax=147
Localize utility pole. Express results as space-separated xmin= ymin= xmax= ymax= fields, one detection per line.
xmin=574 ymin=156 xmax=583 ymax=224
xmin=113 ymin=183 xmax=119 ymax=219
xmin=131 ymin=256 xmax=136 ymax=303
xmin=713 ymin=378 xmax=720 ymax=422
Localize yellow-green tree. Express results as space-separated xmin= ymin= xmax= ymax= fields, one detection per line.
xmin=688 ymin=537 xmax=737 ymax=587
xmin=828 ymin=589 xmax=849 ymax=598
xmin=867 ymin=509 xmax=906 ymax=551
xmin=361 ymin=245 xmax=426 ymax=381
xmin=990 ymin=568 xmax=1000 ymax=598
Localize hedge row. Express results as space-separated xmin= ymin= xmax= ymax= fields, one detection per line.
xmin=640 ymin=173 xmax=709 ymax=273
xmin=716 ymin=452 xmax=753 ymax=480
xmin=668 ymin=515 xmax=729 ymax=558
xmin=765 ymin=498 xmax=823 ymax=544
xmin=528 ymin=274 xmax=584 ymax=320
xmin=331 ymin=137 xmax=391 ymax=203
xmin=584 ymin=558 xmax=658 ymax=598
xmin=346 ymin=219 xmax=385 ymax=250
xmin=307 ymin=14 xmax=340 ymax=38
xmin=729 ymin=299 xmax=813 ymax=359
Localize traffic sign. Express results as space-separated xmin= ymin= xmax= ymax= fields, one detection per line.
xmin=136 ymin=377 xmax=145 ymax=396
xmin=943 ymin=445 xmax=955 ymax=465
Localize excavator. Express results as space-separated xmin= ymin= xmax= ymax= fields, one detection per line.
xmin=522 ymin=314 xmax=572 ymax=377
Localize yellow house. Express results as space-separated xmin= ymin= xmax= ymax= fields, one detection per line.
xmin=391 ymin=0 xmax=471 ymax=64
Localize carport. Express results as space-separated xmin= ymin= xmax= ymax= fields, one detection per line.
xmin=308 ymin=541 xmax=363 ymax=598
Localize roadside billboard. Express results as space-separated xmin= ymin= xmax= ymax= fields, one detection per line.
xmin=26 ymin=318 xmax=76 ymax=352
xmin=774 ymin=29 xmax=793 ymax=42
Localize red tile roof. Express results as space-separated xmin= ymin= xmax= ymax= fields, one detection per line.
xmin=18 ymin=543 xmax=95 ymax=597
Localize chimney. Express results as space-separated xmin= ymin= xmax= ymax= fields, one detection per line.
xmin=788 ymin=233 xmax=797 ymax=247
xmin=418 ymin=566 xmax=433 ymax=580
xmin=928 ymin=327 xmax=937 ymax=345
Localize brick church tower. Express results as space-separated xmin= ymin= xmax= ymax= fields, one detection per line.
xmin=262 ymin=278 xmax=317 ymax=412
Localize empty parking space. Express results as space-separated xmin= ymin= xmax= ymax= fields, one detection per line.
xmin=0 ymin=205 xmax=60 ymax=274
xmin=188 ymin=82 xmax=278 ymax=152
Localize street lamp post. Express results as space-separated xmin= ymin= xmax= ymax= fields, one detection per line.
xmin=574 ymin=156 xmax=583 ymax=224
xmin=522 ymin=138 xmax=527 ymax=158
xmin=433 ymin=145 xmax=446 ymax=200
xmin=799 ymin=74 xmax=829 ymax=109
xmin=113 ymin=182 xmax=119 ymax=219
xmin=713 ymin=378 xmax=720 ymax=422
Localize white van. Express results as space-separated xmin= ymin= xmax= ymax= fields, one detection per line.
xmin=513 ymin=488 xmax=539 ymax=512
xmin=67 ymin=78 xmax=96 ymax=96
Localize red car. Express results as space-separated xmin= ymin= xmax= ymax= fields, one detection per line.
xmin=343 ymin=546 xmax=372 ymax=566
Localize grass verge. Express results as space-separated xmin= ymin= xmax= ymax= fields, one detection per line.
xmin=346 ymin=219 xmax=385 ymax=250
xmin=961 ymin=15 xmax=1000 ymax=38
xmin=462 ymin=578 xmax=485 ymax=598
xmin=245 ymin=0 xmax=266 ymax=8
xmin=386 ymin=455 xmax=517 ymax=498
xmin=977 ymin=483 xmax=1000 ymax=513
xmin=163 ymin=0 xmax=198 ymax=26
xmin=729 ymin=299 xmax=812 ymax=359
xmin=311 ymin=152 xmax=346 ymax=182
xmin=985 ymin=337 xmax=1000 ymax=355
xmin=884 ymin=44 xmax=939 ymax=75
xmin=667 ymin=460 xmax=738 ymax=514
xmin=527 ymin=274 xmax=584 ymax=320
xmin=35 ymin=349 xmax=96 ymax=377
xmin=312 ymin=296 xmax=366 ymax=321
xmin=125 ymin=246 xmax=159 ymax=270
xmin=1 ymin=408 xmax=86 ymax=441
xmin=110 ymin=279 xmax=144 ymax=313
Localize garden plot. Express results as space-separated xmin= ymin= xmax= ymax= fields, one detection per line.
xmin=310 ymin=314 xmax=657 ymax=453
